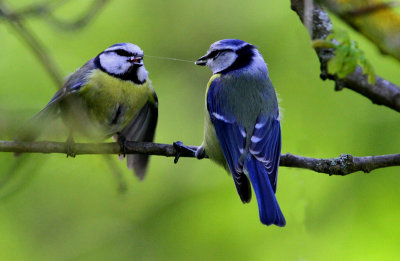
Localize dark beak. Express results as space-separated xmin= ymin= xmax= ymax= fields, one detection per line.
xmin=128 ymin=55 xmax=144 ymax=66
xmin=195 ymin=54 xmax=208 ymax=66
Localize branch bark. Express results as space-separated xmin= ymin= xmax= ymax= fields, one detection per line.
xmin=291 ymin=0 xmax=400 ymax=113
xmin=1 ymin=140 xmax=400 ymax=176
xmin=1 ymin=1 xmax=400 ymax=178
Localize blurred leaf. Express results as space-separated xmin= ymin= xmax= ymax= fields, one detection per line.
xmin=314 ymin=29 xmax=376 ymax=84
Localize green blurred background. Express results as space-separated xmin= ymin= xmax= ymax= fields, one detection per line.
xmin=1 ymin=0 xmax=400 ymax=260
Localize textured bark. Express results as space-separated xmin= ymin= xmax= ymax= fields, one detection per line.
xmin=291 ymin=0 xmax=400 ymax=113
xmin=1 ymin=140 xmax=399 ymax=175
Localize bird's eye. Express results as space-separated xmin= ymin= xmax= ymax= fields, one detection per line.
xmin=207 ymin=51 xmax=219 ymax=59
xmin=214 ymin=52 xmax=223 ymax=59
xmin=210 ymin=50 xmax=229 ymax=60
xmin=115 ymin=49 xmax=132 ymax=57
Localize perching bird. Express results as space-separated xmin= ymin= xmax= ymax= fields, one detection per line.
xmin=191 ymin=39 xmax=285 ymax=226
xmin=17 ymin=43 xmax=158 ymax=179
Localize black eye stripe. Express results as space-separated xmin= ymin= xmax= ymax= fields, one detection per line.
xmin=207 ymin=51 xmax=219 ymax=58
xmin=208 ymin=49 xmax=233 ymax=59
xmin=115 ymin=49 xmax=134 ymax=56
xmin=103 ymin=49 xmax=135 ymax=57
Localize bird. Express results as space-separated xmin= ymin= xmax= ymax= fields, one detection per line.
xmin=17 ymin=43 xmax=158 ymax=179
xmin=177 ymin=39 xmax=285 ymax=226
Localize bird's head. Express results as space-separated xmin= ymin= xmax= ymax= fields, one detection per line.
xmin=95 ymin=43 xmax=148 ymax=84
xmin=195 ymin=39 xmax=267 ymax=74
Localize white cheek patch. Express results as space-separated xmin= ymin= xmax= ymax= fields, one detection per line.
xmin=99 ymin=53 xmax=131 ymax=75
xmin=137 ymin=66 xmax=148 ymax=83
xmin=208 ymin=52 xmax=238 ymax=74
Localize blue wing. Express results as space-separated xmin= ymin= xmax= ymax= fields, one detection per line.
xmin=246 ymin=115 xmax=285 ymax=226
xmin=207 ymin=77 xmax=285 ymax=226
xmin=249 ymin=115 xmax=281 ymax=193
xmin=207 ymin=78 xmax=251 ymax=203
xmin=45 ymin=58 xmax=95 ymax=106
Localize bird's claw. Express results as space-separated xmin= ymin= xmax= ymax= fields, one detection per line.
xmin=173 ymin=141 xmax=184 ymax=164
xmin=173 ymin=141 xmax=200 ymax=163
xmin=195 ymin=146 xmax=206 ymax=159
xmin=117 ymin=133 xmax=127 ymax=157
xmin=66 ymin=135 xmax=76 ymax=158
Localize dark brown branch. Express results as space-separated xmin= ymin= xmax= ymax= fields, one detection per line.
xmin=291 ymin=0 xmax=400 ymax=113
xmin=0 ymin=141 xmax=197 ymax=157
xmin=280 ymin=153 xmax=400 ymax=175
xmin=1 ymin=140 xmax=399 ymax=176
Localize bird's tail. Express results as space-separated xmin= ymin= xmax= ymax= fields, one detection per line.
xmin=14 ymin=105 xmax=58 ymax=156
xmin=245 ymin=155 xmax=285 ymax=227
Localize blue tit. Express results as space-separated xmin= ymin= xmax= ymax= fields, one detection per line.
xmin=194 ymin=39 xmax=285 ymax=226
xmin=18 ymin=43 xmax=158 ymax=179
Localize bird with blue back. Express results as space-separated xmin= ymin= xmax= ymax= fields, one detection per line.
xmin=176 ymin=39 xmax=285 ymax=226
xmin=17 ymin=43 xmax=158 ymax=178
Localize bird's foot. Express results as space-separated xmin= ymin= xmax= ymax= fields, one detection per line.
xmin=173 ymin=141 xmax=198 ymax=164
xmin=195 ymin=146 xmax=206 ymax=159
xmin=173 ymin=141 xmax=206 ymax=163
xmin=66 ymin=135 xmax=76 ymax=158
xmin=117 ymin=133 xmax=127 ymax=157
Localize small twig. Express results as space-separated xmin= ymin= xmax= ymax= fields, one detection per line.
xmin=291 ymin=0 xmax=400 ymax=113
xmin=46 ymin=0 xmax=109 ymax=30
xmin=0 ymin=0 xmax=110 ymax=85
xmin=5 ymin=0 xmax=109 ymax=31
xmin=0 ymin=140 xmax=399 ymax=176
xmin=0 ymin=2 xmax=63 ymax=86
xmin=12 ymin=0 xmax=69 ymax=17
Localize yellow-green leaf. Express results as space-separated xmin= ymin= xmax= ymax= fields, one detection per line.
xmin=314 ymin=29 xmax=376 ymax=85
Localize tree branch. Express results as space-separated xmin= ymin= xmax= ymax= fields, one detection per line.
xmin=4 ymin=0 xmax=109 ymax=31
xmin=280 ymin=153 xmax=400 ymax=175
xmin=1 ymin=1 xmax=399 ymax=179
xmin=291 ymin=0 xmax=400 ymax=113
xmin=46 ymin=0 xmax=109 ymax=31
xmin=0 ymin=2 xmax=63 ymax=86
xmin=0 ymin=0 xmax=120 ymax=185
xmin=1 ymin=140 xmax=400 ymax=176
xmin=0 ymin=0 xmax=110 ymax=86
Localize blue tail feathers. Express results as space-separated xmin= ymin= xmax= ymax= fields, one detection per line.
xmin=245 ymin=156 xmax=285 ymax=227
